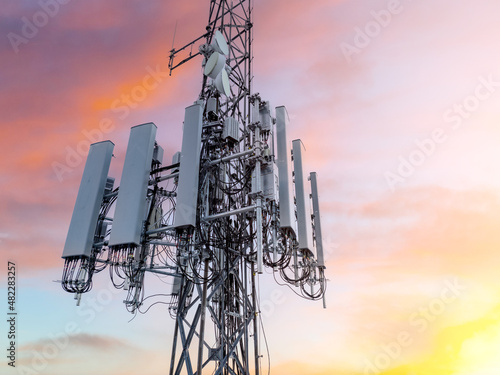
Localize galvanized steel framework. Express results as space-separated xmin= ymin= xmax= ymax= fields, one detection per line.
xmin=168 ymin=3 xmax=263 ymax=373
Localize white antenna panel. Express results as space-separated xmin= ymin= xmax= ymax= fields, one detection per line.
xmin=62 ymin=141 xmax=114 ymax=258
xmin=310 ymin=172 xmax=325 ymax=267
xmin=292 ymin=139 xmax=314 ymax=252
xmin=108 ymin=123 xmax=157 ymax=247
xmin=275 ymin=106 xmax=296 ymax=234
xmin=173 ymin=103 xmax=203 ymax=229
xmin=259 ymin=101 xmax=272 ymax=131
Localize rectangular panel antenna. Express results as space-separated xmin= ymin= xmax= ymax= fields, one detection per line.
xmin=252 ymin=97 xmax=260 ymax=125
xmin=262 ymin=163 xmax=279 ymax=201
xmin=173 ymin=102 xmax=203 ymax=228
xmin=108 ymin=123 xmax=157 ymax=247
xmin=292 ymin=139 xmax=314 ymax=252
xmin=310 ymin=172 xmax=325 ymax=268
xmin=62 ymin=141 xmax=114 ymax=258
xmin=275 ymin=106 xmax=296 ymax=234
xmin=251 ymin=163 xmax=279 ymax=201
xmin=259 ymin=101 xmax=271 ymax=131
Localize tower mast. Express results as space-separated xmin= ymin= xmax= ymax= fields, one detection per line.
xmin=168 ymin=2 xmax=259 ymax=372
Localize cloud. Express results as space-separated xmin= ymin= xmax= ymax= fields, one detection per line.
xmin=19 ymin=332 xmax=133 ymax=353
xmin=14 ymin=333 xmax=158 ymax=375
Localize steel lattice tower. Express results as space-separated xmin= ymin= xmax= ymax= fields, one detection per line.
xmin=167 ymin=3 xmax=267 ymax=372
xmin=60 ymin=1 xmax=327 ymax=375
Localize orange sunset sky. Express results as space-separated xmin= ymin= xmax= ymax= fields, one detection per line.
xmin=2 ymin=0 xmax=500 ymax=374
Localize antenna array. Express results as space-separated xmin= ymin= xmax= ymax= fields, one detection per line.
xmin=61 ymin=1 xmax=327 ymax=374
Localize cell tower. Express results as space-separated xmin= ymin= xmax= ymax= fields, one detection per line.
xmin=61 ymin=1 xmax=327 ymax=374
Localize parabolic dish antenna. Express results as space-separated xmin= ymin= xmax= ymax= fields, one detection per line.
xmin=204 ymin=52 xmax=226 ymax=79
xmin=215 ymin=69 xmax=231 ymax=97
xmin=212 ymin=30 xmax=229 ymax=55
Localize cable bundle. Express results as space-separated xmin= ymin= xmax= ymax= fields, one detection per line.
xmin=61 ymin=256 xmax=96 ymax=294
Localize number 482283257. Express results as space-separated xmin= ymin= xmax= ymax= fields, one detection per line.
xmin=7 ymin=262 xmax=16 ymax=311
